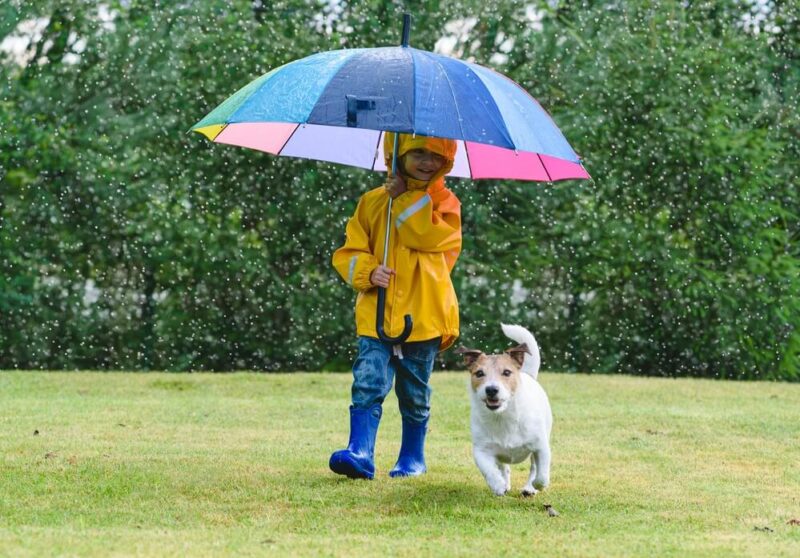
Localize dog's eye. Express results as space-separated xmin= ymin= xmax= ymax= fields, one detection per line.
xmin=474 ymin=370 xmax=485 ymax=378
xmin=502 ymin=369 xmax=512 ymax=377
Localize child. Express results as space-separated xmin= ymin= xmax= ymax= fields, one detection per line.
xmin=329 ymin=132 xmax=461 ymax=479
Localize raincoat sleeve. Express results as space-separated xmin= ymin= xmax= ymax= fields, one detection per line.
xmin=391 ymin=188 xmax=462 ymax=271
xmin=332 ymin=197 xmax=380 ymax=291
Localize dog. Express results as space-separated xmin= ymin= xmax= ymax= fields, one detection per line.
xmin=457 ymin=324 xmax=552 ymax=497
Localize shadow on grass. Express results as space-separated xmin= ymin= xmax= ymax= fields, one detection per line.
xmin=308 ymin=469 xmax=548 ymax=513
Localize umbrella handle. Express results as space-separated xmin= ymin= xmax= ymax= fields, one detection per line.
xmin=376 ymin=146 xmax=413 ymax=345
xmin=376 ymin=286 xmax=413 ymax=344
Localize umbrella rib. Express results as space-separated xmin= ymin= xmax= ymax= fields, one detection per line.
xmin=371 ymin=131 xmax=383 ymax=171
xmin=422 ymin=52 xmax=468 ymax=143
xmin=536 ymin=153 xmax=553 ymax=182
xmin=276 ymin=123 xmax=301 ymax=155
xmin=463 ymin=141 xmax=474 ymax=179
xmin=410 ymin=48 xmax=417 ymax=134
xmin=214 ymin=123 xmax=230 ymax=142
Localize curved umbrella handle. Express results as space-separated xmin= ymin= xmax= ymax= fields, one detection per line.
xmin=376 ymin=135 xmax=412 ymax=346
xmin=376 ymin=286 xmax=412 ymax=344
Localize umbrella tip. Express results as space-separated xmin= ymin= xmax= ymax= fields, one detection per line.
xmin=401 ymin=13 xmax=412 ymax=47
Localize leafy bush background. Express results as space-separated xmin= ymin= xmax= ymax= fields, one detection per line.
xmin=1 ymin=1 xmax=798 ymax=379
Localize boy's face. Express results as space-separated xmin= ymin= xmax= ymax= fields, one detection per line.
xmin=402 ymin=148 xmax=446 ymax=181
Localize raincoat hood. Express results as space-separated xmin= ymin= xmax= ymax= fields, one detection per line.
xmin=384 ymin=133 xmax=457 ymax=191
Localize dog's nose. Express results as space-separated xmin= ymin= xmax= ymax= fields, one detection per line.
xmin=485 ymin=385 xmax=499 ymax=398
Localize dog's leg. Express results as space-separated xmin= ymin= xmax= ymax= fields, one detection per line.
xmin=522 ymin=455 xmax=538 ymax=496
xmin=502 ymin=464 xmax=511 ymax=493
xmin=473 ymin=448 xmax=507 ymax=496
xmin=532 ymin=447 xmax=551 ymax=490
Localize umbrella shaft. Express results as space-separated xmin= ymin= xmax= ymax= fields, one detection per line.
xmin=382 ymin=198 xmax=392 ymax=266
xmin=384 ymin=133 xmax=400 ymax=266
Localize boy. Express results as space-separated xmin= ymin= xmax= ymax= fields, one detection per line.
xmin=329 ymin=132 xmax=461 ymax=479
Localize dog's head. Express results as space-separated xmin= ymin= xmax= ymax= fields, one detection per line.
xmin=456 ymin=343 xmax=529 ymax=413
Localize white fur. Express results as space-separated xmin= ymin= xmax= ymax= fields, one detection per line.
xmin=470 ymin=325 xmax=553 ymax=496
xmin=501 ymin=323 xmax=541 ymax=379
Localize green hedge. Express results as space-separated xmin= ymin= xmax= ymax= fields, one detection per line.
xmin=1 ymin=1 xmax=798 ymax=379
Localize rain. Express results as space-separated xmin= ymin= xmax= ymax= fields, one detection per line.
xmin=1 ymin=0 xmax=797 ymax=380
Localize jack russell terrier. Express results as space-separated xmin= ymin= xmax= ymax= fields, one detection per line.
xmin=457 ymin=324 xmax=552 ymax=496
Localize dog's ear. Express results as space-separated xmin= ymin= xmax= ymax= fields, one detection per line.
xmin=455 ymin=346 xmax=483 ymax=367
xmin=505 ymin=343 xmax=529 ymax=367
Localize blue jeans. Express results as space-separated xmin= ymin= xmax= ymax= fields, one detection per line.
xmin=351 ymin=336 xmax=441 ymax=425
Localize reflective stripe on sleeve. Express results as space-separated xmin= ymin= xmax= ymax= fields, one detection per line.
xmin=347 ymin=256 xmax=358 ymax=285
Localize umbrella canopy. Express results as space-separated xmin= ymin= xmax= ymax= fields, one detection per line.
xmin=192 ymin=46 xmax=589 ymax=182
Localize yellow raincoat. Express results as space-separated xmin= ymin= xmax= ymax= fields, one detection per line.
xmin=332 ymin=133 xmax=461 ymax=351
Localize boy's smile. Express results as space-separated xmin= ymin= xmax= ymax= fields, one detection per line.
xmin=403 ymin=148 xmax=446 ymax=181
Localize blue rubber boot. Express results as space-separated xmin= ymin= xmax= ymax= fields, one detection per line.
xmin=389 ymin=418 xmax=428 ymax=478
xmin=329 ymin=405 xmax=382 ymax=480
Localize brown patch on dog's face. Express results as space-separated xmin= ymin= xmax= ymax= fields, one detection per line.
xmin=466 ymin=353 xmax=490 ymax=391
xmin=464 ymin=353 xmax=521 ymax=395
xmin=491 ymin=354 xmax=521 ymax=394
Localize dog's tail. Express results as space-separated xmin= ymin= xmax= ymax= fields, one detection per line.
xmin=501 ymin=323 xmax=541 ymax=379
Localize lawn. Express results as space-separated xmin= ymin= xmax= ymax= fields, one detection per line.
xmin=1 ymin=371 xmax=799 ymax=557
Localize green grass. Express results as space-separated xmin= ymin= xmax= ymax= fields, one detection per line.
xmin=1 ymin=371 xmax=799 ymax=557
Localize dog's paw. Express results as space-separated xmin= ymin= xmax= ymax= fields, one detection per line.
xmin=521 ymin=486 xmax=539 ymax=497
xmin=488 ymin=480 xmax=508 ymax=496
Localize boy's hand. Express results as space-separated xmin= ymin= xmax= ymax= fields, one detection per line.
xmin=370 ymin=265 xmax=395 ymax=288
xmin=385 ymin=175 xmax=407 ymax=199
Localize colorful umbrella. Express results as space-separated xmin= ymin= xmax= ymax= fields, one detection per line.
xmin=192 ymin=15 xmax=589 ymax=343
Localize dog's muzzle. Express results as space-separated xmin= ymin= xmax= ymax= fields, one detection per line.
xmin=484 ymin=385 xmax=502 ymax=411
